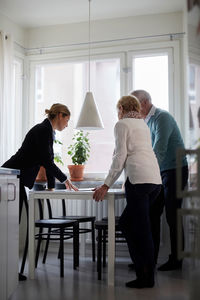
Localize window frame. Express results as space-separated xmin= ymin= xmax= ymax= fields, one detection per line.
xmin=27 ymin=39 xmax=182 ymax=176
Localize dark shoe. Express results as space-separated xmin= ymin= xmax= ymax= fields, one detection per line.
xmin=158 ymin=260 xmax=182 ymax=271
xmin=128 ymin=263 xmax=135 ymax=270
xmin=18 ymin=273 xmax=27 ymax=281
xmin=126 ymin=278 xmax=154 ymax=289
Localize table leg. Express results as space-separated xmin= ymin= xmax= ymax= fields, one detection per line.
xmin=28 ymin=193 xmax=35 ymax=279
xmin=107 ymin=195 xmax=115 ymax=286
xmin=80 ymin=199 xmax=86 ymax=257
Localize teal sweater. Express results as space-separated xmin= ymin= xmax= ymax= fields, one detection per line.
xmin=147 ymin=108 xmax=187 ymax=172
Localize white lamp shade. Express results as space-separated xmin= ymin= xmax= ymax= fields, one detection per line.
xmin=76 ymin=92 xmax=104 ymax=130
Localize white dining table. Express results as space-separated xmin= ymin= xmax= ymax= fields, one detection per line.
xmin=28 ymin=188 xmax=125 ymax=286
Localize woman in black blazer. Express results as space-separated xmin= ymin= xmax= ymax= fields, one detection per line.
xmin=2 ymin=103 xmax=77 ymax=280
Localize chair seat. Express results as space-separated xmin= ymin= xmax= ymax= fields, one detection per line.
xmin=95 ymin=220 xmax=121 ymax=231
xmin=35 ymin=219 xmax=77 ymax=228
xmin=102 ymin=216 xmax=120 ymax=222
xmin=56 ymin=216 xmax=95 ymax=222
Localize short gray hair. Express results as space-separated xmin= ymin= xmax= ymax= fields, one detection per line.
xmin=130 ymin=90 xmax=152 ymax=103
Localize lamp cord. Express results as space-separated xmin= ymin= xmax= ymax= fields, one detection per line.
xmin=88 ymin=0 xmax=91 ymax=92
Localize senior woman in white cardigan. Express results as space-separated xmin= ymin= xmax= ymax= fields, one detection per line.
xmin=93 ymin=95 xmax=162 ymax=289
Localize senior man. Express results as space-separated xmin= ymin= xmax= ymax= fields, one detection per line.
xmin=131 ymin=90 xmax=188 ymax=271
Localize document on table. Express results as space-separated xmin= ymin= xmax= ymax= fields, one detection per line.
xmin=78 ymin=188 xmax=94 ymax=191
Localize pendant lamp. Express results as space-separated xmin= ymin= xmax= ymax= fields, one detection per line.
xmin=76 ymin=0 xmax=104 ymax=130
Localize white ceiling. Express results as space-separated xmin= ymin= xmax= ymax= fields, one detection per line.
xmin=0 ymin=0 xmax=184 ymax=29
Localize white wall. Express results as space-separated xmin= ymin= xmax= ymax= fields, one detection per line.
xmin=188 ymin=24 xmax=200 ymax=58
xmin=26 ymin=11 xmax=184 ymax=49
xmin=0 ymin=12 xmax=26 ymax=48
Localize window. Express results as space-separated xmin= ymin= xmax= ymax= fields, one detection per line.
xmin=34 ymin=58 xmax=120 ymax=174
xmin=188 ymin=62 xmax=200 ymax=148
xmin=31 ymin=46 xmax=176 ymax=175
xmin=129 ymin=52 xmax=170 ymax=111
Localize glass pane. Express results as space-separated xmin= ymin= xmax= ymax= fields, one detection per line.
xmin=189 ymin=63 xmax=200 ymax=148
xmin=35 ymin=58 xmax=120 ymax=174
xmin=86 ymin=59 xmax=120 ymax=173
xmin=187 ymin=152 xmax=198 ymax=192
xmin=132 ymin=54 xmax=169 ymax=111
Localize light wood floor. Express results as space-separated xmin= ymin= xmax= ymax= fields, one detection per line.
xmin=10 ymin=252 xmax=194 ymax=300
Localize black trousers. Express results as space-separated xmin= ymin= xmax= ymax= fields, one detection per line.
xmin=150 ymin=165 xmax=188 ymax=263
xmin=119 ymin=179 xmax=161 ymax=276
xmin=19 ymin=182 xmax=29 ymax=274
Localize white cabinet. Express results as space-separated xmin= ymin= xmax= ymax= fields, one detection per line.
xmin=0 ymin=169 xmax=19 ymax=300
xmin=0 ymin=176 xmax=8 ymax=300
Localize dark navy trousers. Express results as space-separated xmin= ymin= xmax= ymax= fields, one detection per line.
xmin=119 ymin=179 xmax=161 ymax=275
xmin=150 ymin=165 xmax=188 ymax=263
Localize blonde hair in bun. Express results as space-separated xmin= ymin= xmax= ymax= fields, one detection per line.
xmin=45 ymin=103 xmax=70 ymax=120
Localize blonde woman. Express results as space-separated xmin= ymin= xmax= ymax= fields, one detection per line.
xmin=93 ymin=95 xmax=162 ymax=288
xmin=2 ymin=103 xmax=78 ymax=280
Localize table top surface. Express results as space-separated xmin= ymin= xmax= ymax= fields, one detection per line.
xmin=0 ymin=167 xmax=20 ymax=175
xmin=29 ymin=188 xmax=125 ymax=198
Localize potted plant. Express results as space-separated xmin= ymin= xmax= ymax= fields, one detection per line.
xmin=36 ymin=139 xmax=64 ymax=182
xmin=67 ymin=130 xmax=90 ymax=181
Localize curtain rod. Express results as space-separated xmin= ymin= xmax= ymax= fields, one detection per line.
xmin=15 ymin=32 xmax=185 ymax=52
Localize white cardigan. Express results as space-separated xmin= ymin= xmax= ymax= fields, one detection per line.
xmin=104 ymin=118 xmax=162 ymax=187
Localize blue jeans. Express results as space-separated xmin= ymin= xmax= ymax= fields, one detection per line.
xmin=119 ymin=178 xmax=161 ymax=276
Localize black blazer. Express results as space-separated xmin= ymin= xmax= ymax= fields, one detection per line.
xmin=2 ymin=118 xmax=67 ymax=189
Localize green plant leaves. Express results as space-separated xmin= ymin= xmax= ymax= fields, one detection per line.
xmin=67 ymin=130 xmax=90 ymax=165
xmin=54 ymin=138 xmax=64 ymax=165
xmin=54 ymin=153 xmax=64 ymax=165
xmin=54 ymin=139 xmax=63 ymax=145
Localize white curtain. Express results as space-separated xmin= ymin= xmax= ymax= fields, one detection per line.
xmin=0 ymin=32 xmax=14 ymax=165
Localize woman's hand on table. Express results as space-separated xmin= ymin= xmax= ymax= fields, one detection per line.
xmin=93 ymin=184 xmax=109 ymax=202
xmin=65 ymin=179 xmax=79 ymax=191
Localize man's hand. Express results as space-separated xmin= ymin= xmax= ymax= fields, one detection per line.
xmin=65 ymin=179 xmax=79 ymax=191
xmin=93 ymin=184 xmax=109 ymax=202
